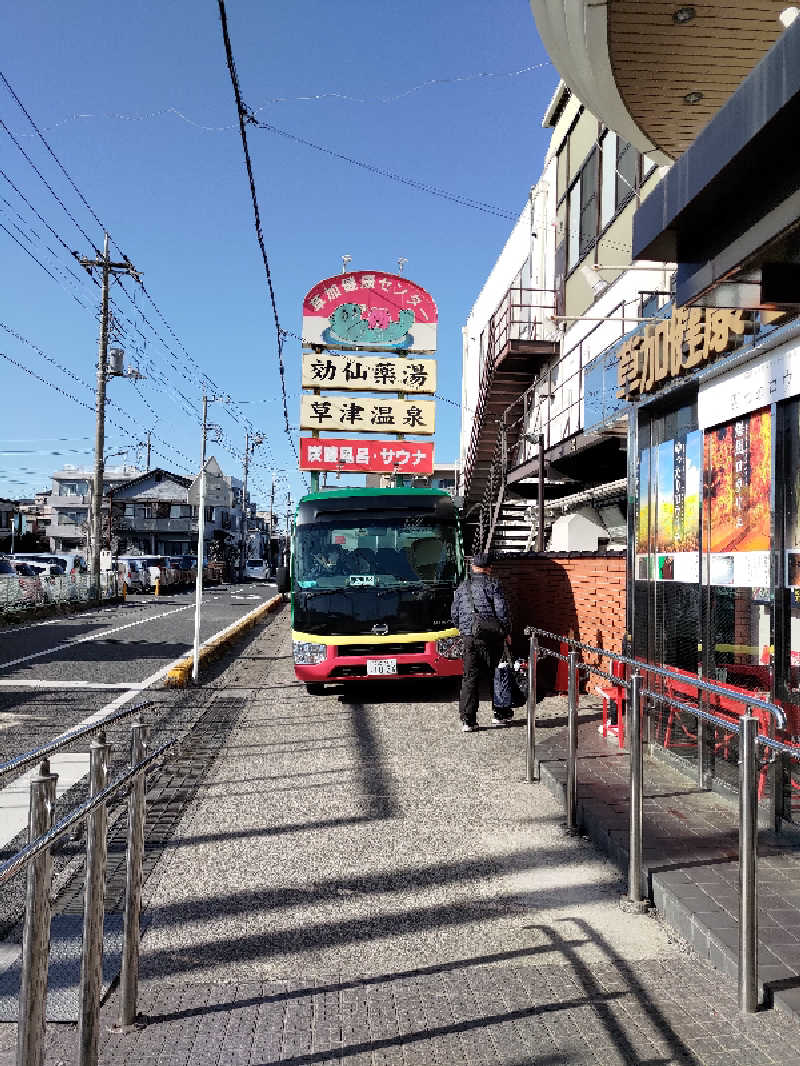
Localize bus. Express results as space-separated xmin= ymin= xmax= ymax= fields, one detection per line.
xmin=286 ymin=487 xmax=464 ymax=688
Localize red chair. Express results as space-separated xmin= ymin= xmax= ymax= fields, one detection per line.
xmin=660 ymin=667 xmax=702 ymax=753
xmin=711 ymin=681 xmax=773 ymax=798
xmin=600 ymin=659 xmax=627 ymax=748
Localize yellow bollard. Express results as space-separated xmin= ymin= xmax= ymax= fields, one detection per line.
xmin=154 ymin=577 xmax=160 ymax=597
xmin=122 ymin=582 xmax=127 ymax=601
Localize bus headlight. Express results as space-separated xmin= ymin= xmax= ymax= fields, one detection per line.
xmin=293 ymin=641 xmax=327 ymax=665
xmin=436 ymin=636 xmax=463 ymax=659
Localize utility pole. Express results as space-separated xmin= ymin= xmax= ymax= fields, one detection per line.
xmin=79 ymin=234 xmax=139 ymax=601
xmin=285 ymin=491 xmax=292 ymax=565
xmin=146 ymin=431 xmax=151 ymax=472
xmin=268 ymin=476 xmax=275 ymax=573
xmin=239 ymin=431 xmax=263 ymax=580
xmin=192 ymin=395 xmax=225 ymax=683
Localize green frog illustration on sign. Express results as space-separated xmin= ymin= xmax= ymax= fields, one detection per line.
xmin=323 ymin=302 xmax=415 ymax=348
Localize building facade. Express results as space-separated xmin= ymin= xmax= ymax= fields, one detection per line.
xmin=522 ymin=1 xmax=800 ymax=822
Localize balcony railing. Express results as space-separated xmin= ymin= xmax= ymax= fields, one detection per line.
xmin=120 ymin=517 xmax=193 ymax=533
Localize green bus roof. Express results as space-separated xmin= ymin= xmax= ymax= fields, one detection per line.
xmin=299 ymin=486 xmax=451 ymax=504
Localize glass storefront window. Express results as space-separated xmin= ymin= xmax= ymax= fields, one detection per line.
xmin=782 ymin=397 xmax=800 ymax=704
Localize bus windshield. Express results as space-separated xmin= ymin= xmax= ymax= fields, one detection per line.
xmin=295 ymin=516 xmax=458 ymax=591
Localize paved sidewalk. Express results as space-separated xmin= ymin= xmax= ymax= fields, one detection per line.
xmin=535 ymin=710 xmax=800 ymax=1020
xmin=3 ymin=615 xmax=800 ymax=1064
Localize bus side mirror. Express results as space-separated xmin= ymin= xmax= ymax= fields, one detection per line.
xmin=276 ymin=566 xmax=290 ymax=594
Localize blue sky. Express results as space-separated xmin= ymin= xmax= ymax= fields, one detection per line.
xmin=0 ymin=1 xmax=555 ymax=510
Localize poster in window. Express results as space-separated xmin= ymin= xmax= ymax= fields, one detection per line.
xmin=653 ymin=431 xmax=702 ymax=582
xmin=705 ymin=406 xmax=771 ymax=586
xmin=656 ymin=441 xmax=674 ymax=553
xmin=637 ymin=448 xmax=650 ymax=554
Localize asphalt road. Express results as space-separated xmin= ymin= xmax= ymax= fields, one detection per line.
xmin=0 ymin=580 xmax=277 ymax=763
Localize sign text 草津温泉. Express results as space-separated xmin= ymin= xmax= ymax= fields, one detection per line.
xmin=299 ymin=437 xmax=434 ymax=474
xmin=301 ymin=352 xmax=436 ymax=394
xmin=299 ymin=395 xmax=435 ymax=435
xmin=617 ymin=307 xmax=747 ymax=400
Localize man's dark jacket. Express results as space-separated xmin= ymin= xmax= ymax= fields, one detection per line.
xmin=451 ymin=572 xmax=510 ymax=638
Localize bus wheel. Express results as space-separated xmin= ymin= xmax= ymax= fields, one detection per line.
xmin=305 ymin=682 xmax=325 ymax=695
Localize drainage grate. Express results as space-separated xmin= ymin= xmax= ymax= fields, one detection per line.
xmin=0 ymin=914 xmax=124 ymax=1022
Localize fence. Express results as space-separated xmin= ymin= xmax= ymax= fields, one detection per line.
xmin=0 ymin=571 xmax=118 ymax=615
xmin=0 ymin=700 xmax=176 ymax=1066
xmin=524 ymin=626 xmax=797 ymax=1014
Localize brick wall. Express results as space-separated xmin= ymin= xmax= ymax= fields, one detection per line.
xmin=491 ymin=552 xmax=627 ymax=692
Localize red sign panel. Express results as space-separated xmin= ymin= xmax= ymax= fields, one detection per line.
xmin=299 ymin=437 xmax=434 ymax=474
xmin=302 ymin=271 xmax=437 ymax=353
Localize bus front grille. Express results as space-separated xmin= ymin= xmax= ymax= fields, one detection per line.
xmin=338 ymin=642 xmax=427 ymax=657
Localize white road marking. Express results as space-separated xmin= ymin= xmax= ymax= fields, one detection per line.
xmin=0 ymin=604 xmax=125 ymax=636
xmin=0 ymin=604 xmax=193 ymax=672
xmin=0 ymin=680 xmax=146 ymax=690
xmin=0 ymin=596 xmax=279 ymax=801
xmin=0 ymin=752 xmax=89 ymax=847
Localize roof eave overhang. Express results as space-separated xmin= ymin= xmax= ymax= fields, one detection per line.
xmin=632 ymin=17 xmax=800 ymax=307
xmin=529 ymin=0 xmax=671 ymax=163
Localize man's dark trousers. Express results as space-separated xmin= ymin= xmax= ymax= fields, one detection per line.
xmin=459 ymin=634 xmax=504 ymax=726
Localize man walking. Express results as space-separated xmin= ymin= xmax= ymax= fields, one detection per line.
xmin=451 ymin=552 xmax=512 ymax=731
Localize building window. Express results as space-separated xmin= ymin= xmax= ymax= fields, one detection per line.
xmin=600 ymin=131 xmax=617 ymax=229
xmin=567 ymin=181 xmax=580 ymax=271
xmin=567 ymin=149 xmax=599 ymax=271
xmin=616 ymin=139 xmax=638 ymax=210
xmin=205 ymin=507 xmax=214 ymax=522
xmin=579 ymin=148 xmax=599 ymax=258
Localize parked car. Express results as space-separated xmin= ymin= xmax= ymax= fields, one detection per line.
xmin=117 ymin=557 xmax=148 ymax=593
xmin=27 ymin=562 xmax=66 ymax=601
xmin=169 ymin=556 xmax=196 ymax=586
xmin=0 ymin=558 xmax=26 ymax=608
xmin=2 ymin=560 xmax=41 ymax=604
xmin=138 ymin=556 xmax=174 ymax=590
xmin=14 ymin=552 xmax=86 ymax=576
xmin=244 ymin=558 xmax=269 ymax=581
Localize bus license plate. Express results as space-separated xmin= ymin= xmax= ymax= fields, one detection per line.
xmin=367 ymin=658 xmax=397 ymax=676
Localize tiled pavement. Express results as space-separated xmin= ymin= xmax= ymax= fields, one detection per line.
xmin=535 ymin=706 xmax=800 ymax=1021
xmin=2 ymin=615 xmax=800 ymax=1065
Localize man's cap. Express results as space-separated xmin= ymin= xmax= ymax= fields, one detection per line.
xmin=471 ymin=552 xmax=492 ymax=567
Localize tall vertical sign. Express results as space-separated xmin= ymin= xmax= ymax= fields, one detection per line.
xmin=299 ymin=270 xmax=439 ymax=483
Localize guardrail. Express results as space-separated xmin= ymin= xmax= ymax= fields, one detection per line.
xmin=0 ymin=571 xmax=118 ymax=615
xmin=0 ymin=700 xmax=175 ymax=1065
xmin=524 ymin=626 xmax=797 ymax=1014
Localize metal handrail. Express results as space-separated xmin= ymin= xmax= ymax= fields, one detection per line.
xmin=0 ymin=739 xmax=174 ymax=887
xmin=526 ymin=625 xmax=786 ymax=728
xmin=4 ymin=710 xmax=174 ymax=1066
xmin=523 ymin=626 xmax=800 ymax=1016
xmin=0 ymin=698 xmax=162 ymax=782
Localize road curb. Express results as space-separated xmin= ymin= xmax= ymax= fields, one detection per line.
xmin=165 ymin=593 xmax=285 ymax=687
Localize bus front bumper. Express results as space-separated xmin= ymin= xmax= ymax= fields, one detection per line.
xmin=292 ymin=632 xmax=463 ymax=682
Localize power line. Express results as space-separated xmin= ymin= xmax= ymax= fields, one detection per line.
xmin=0 ymin=70 xmax=106 ymax=238
xmin=11 ymin=61 xmax=553 ymax=132
xmin=0 ymin=321 xmax=197 ymax=474
xmin=254 ymin=119 xmax=518 ymax=221
xmin=217 ymin=0 xmax=305 ymax=488
xmin=0 ymin=115 xmax=98 ymax=252
xmin=0 ymin=69 xmax=254 ymax=465
xmin=1 ymin=67 xmax=289 ymax=487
